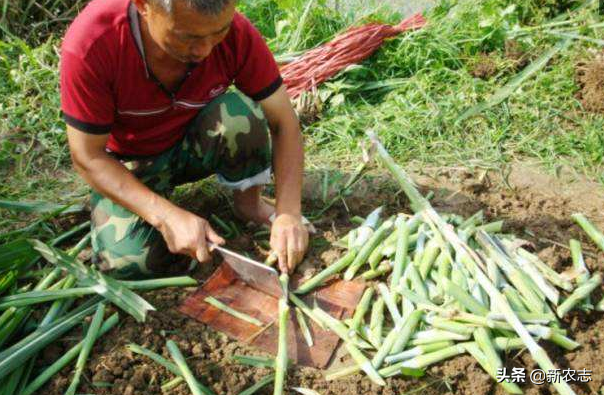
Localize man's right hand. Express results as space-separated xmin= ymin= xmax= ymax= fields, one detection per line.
xmin=156 ymin=205 xmax=225 ymax=263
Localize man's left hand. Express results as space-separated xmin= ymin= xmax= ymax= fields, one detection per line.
xmin=270 ymin=213 xmax=309 ymax=274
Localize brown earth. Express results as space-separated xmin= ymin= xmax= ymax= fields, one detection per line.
xmin=575 ymin=51 xmax=604 ymax=114
xmin=35 ymin=163 xmax=604 ymax=395
xmin=470 ymin=53 xmax=499 ymax=80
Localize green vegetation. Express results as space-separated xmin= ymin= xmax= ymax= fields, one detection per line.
xmin=1 ymin=0 xmax=603 ymax=221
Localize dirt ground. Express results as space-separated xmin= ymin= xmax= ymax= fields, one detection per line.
xmin=35 ymin=162 xmax=604 ymax=395
xmin=576 ymin=50 xmax=604 ymax=114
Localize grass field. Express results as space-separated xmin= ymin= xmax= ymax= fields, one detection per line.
xmin=0 ymin=0 xmax=603 ymax=207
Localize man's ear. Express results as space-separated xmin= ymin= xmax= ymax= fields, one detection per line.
xmin=132 ymin=0 xmax=150 ymax=16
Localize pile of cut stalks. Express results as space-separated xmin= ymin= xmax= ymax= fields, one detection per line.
xmin=267 ymin=132 xmax=604 ymax=395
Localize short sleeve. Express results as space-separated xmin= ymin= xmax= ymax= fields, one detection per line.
xmin=232 ymin=15 xmax=283 ymax=101
xmin=60 ymin=49 xmax=115 ymax=134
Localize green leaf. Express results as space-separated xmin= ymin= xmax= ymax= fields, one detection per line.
xmin=0 ymin=200 xmax=83 ymax=214
xmin=0 ymin=239 xmax=38 ymax=271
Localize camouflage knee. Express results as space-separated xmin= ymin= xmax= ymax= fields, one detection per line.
xmin=90 ymin=192 xmax=191 ymax=279
xmin=182 ymin=91 xmax=272 ymax=189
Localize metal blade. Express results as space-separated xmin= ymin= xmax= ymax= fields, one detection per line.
xmin=212 ymin=245 xmax=282 ymax=298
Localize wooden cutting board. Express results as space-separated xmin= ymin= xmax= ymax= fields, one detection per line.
xmin=179 ymin=262 xmax=365 ymax=368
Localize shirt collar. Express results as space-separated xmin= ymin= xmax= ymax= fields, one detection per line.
xmin=128 ymin=1 xmax=150 ymax=78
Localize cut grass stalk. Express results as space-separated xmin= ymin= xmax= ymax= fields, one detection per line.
xmin=273 ymin=274 xmax=289 ymax=395
xmin=0 ymin=286 xmax=97 ymax=309
xmin=120 ymin=276 xmax=197 ymax=290
xmin=21 ymin=313 xmax=119 ymax=395
xmin=64 ymin=303 xmax=106 ymax=395
xmin=405 ymin=263 xmax=428 ymax=299
xmin=361 ymin=261 xmax=392 ymax=280
xmin=348 ymin=287 xmax=374 ymax=336
xmin=390 ymin=309 xmax=423 ymax=354
xmin=410 ymin=329 xmax=470 ymax=345
xmin=557 ymin=274 xmax=602 ymax=318
xmin=569 ymin=239 xmax=589 ymax=285
xmin=493 ymin=337 xmax=525 ymax=351
xmin=127 ymin=344 xmax=180 ymax=375
xmin=311 ymin=305 xmax=372 ymax=349
xmin=295 ymin=307 xmax=313 ymax=347
xmin=425 ymin=316 xmax=475 ymax=336
xmin=442 ymin=277 xmax=488 ymax=315
xmin=204 ymin=296 xmax=263 ymax=327
xmin=166 ymin=340 xmax=216 ymax=395
xmin=391 ymin=217 xmax=410 ymax=290
xmin=239 ymin=374 xmax=275 ymax=395
xmin=344 ymin=218 xmax=394 ymax=280
xmin=385 ymin=341 xmax=454 ymax=364
xmin=571 ymin=213 xmax=604 ymax=252
xmin=513 ymin=246 xmax=573 ymax=292
xmin=462 ymin=342 xmax=522 ymax=394
xmin=313 ymin=306 xmax=384 ymax=385
xmin=419 ymin=239 xmax=440 ymax=279
xmin=379 ymin=344 xmax=465 ymax=377
xmin=288 ymin=294 xmax=325 ymax=330
xmin=377 ymin=283 xmax=402 ymax=325
xmin=231 ymin=355 xmax=275 ymax=369
xmin=368 ymin=297 xmax=385 ymax=348
xmin=294 ymin=250 xmax=356 ymax=294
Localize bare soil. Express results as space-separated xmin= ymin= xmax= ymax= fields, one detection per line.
xmin=576 ymin=51 xmax=604 ymax=114
xmin=35 ymin=163 xmax=604 ymax=395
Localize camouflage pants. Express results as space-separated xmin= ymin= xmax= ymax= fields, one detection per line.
xmin=91 ymin=92 xmax=271 ymax=279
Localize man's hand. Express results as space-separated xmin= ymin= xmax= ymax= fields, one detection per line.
xmin=270 ymin=213 xmax=309 ymax=274
xmin=156 ymin=205 xmax=225 ymax=263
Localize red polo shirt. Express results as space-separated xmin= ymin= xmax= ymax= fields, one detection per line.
xmin=60 ymin=0 xmax=282 ymax=156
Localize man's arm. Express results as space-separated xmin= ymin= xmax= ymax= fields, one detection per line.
xmin=259 ymin=85 xmax=308 ymax=272
xmin=66 ymin=126 xmax=224 ymax=262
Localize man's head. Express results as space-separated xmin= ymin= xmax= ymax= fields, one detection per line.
xmin=133 ymin=0 xmax=236 ymax=64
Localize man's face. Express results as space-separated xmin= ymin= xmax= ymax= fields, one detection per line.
xmin=141 ymin=0 xmax=235 ymax=64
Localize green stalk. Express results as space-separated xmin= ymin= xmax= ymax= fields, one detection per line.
xmin=167 ymin=340 xmax=216 ymax=395
xmin=348 ymin=287 xmax=374 ymax=335
xmin=442 ymin=277 xmax=488 ymax=315
xmin=405 ymin=264 xmax=428 ymax=299
xmin=462 ymin=342 xmax=522 ymax=394
xmin=0 ymin=287 xmax=97 ymax=309
xmin=513 ymin=246 xmax=573 ymax=291
xmin=274 ymin=274 xmax=289 ymax=395
xmin=493 ymin=337 xmax=525 ymax=351
xmin=344 ymin=219 xmax=394 ymax=280
xmin=385 ymin=341 xmax=454 ymax=364
xmin=410 ymin=329 xmax=470 ymax=345
xmin=295 ymin=307 xmax=313 ymax=347
xmin=21 ymin=313 xmax=119 ymax=395
xmin=419 ymin=239 xmax=440 ymax=279
xmin=161 ymin=377 xmax=185 ymax=392
xmin=377 ymin=283 xmax=401 ymax=325
xmin=502 ymin=286 xmax=529 ymax=313
xmin=204 ymin=296 xmax=263 ymax=327
xmin=231 ymin=355 xmax=274 ymax=369
xmin=288 ymin=294 xmax=325 ymax=330
xmin=367 ymin=244 xmax=385 ymax=270
xmin=476 ymin=221 xmax=504 ymax=234
xmin=368 ymin=297 xmax=385 ymax=348
xmin=549 ymin=333 xmax=580 ymax=350
xmin=371 ymin=321 xmax=404 ymax=368
xmin=128 ymin=344 xmax=184 ymax=375
xmin=391 ymin=217 xmax=410 ymax=290
xmin=557 ymin=274 xmax=602 ymax=318
xmin=426 ymin=316 xmax=475 ymax=336
xmin=390 ymin=309 xmax=423 ymax=354
xmin=569 ymin=239 xmax=589 ymax=285
xmin=239 ymin=375 xmax=275 ymax=395
xmin=379 ymin=344 xmax=465 ymax=377
xmin=459 ymin=210 xmax=484 ymax=230
xmin=294 ymin=250 xmax=356 ymax=294
xmin=571 ymin=213 xmax=604 ymax=252
xmin=65 ymin=303 xmax=106 ymax=395
xmin=361 ymin=261 xmax=392 ymax=280
xmin=312 ymin=305 xmax=372 ymax=349
xmin=119 ymin=276 xmax=197 ymax=290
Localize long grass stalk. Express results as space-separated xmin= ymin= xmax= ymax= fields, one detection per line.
xmin=377 ymin=283 xmax=402 ymax=325
xmin=391 ymin=217 xmax=410 ymax=290
xmin=368 ymin=297 xmax=385 ymax=348
xmin=240 ymin=375 xmax=275 ymax=395
xmin=390 ymin=309 xmax=423 ymax=354
xmin=385 ymin=341 xmax=454 ymax=364
xmin=167 ymin=340 xmax=216 ymax=395
xmin=379 ymin=344 xmax=465 ymax=377
xmin=512 ymin=246 xmax=572 ymax=291
xmin=294 ymin=250 xmax=356 ymax=294
xmin=21 ymin=313 xmax=119 ymax=395
xmin=572 ymin=213 xmax=604 ymax=252
xmin=64 ymin=303 xmax=106 ymax=395
xmin=273 ymin=274 xmax=290 ymax=395
xmin=569 ymin=239 xmax=589 ymax=285
xmin=557 ymin=274 xmax=602 ymax=318
xmin=463 ymin=342 xmax=522 ymax=394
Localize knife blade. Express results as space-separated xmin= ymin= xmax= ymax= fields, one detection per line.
xmin=210 ymin=243 xmax=282 ymax=298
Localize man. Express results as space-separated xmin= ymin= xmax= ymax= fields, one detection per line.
xmin=60 ymin=0 xmax=308 ymax=278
